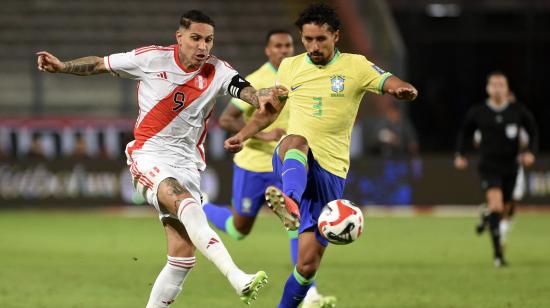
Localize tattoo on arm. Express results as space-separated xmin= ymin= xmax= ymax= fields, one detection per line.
xmin=239 ymin=86 xmax=259 ymax=109
xmin=61 ymin=56 xmax=107 ymax=76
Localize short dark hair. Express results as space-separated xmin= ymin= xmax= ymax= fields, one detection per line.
xmin=295 ymin=3 xmax=341 ymax=32
xmin=486 ymin=70 xmax=508 ymax=82
xmin=265 ymin=29 xmax=292 ymax=44
xmin=179 ymin=10 xmax=215 ymax=29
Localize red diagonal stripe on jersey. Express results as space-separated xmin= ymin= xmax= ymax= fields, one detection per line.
xmin=196 ymin=110 xmax=213 ymax=163
xmin=128 ymin=63 xmax=216 ymax=156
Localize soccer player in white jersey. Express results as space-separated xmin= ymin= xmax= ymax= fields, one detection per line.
xmin=36 ymin=10 xmax=284 ymax=307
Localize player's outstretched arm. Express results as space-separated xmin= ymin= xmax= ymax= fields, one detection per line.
xmin=383 ymin=75 xmax=418 ymax=101
xmin=219 ymin=103 xmax=247 ymax=133
xmin=224 ymin=88 xmax=284 ymax=152
xmin=36 ymin=51 xmax=108 ymax=76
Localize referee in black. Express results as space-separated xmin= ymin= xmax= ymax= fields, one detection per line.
xmin=454 ymin=71 xmax=538 ymax=267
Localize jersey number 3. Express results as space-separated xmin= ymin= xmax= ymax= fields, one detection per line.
xmin=173 ymin=92 xmax=186 ymax=111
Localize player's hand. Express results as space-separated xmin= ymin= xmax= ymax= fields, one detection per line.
xmin=224 ymin=135 xmax=244 ymax=153
xmin=387 ymin=87 xmax=418 ymax=101
xmin=520 ymin=151 xmax=535 ymax=167
xmin=454 ymin=155 xmax=468 ymax=170
xmin=274 ymin=85 xmax=289 ymax=103
xmin=36 ymin=51 xmax=64 ymax=73
xmin=255 ymin=128 xmax=286 ymax=142
xmin=257 ymin=86 xmax=287 ymax=114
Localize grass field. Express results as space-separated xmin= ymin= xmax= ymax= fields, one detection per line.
xmin=1 ymin=209 xmax=549 ymax=308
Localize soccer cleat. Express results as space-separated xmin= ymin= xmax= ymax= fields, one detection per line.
xmin=494 ymin=257 xmax=508 ymax=268
xmin=239 ymin=271 xmax=268 ymax=305
xmin=302 ymin=295 xmax=338 ymax=308
xmin=265 ymin=186 xmax=301 ymax=231
xmin=475 ymin=203 xmax=489 ymax=235
xmin=475 ymin=222 xmax=486 ymax=235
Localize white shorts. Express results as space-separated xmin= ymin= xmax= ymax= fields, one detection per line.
xmin=127 ymin=152 xmax=202 ymax=220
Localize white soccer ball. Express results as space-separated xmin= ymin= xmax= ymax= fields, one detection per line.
xmin=318 ymin=199 xmax=364 ymax=245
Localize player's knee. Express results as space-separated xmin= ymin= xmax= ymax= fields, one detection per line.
xmin=296 ymin=261 xmax=319 ymax=279
xmin=280 ymin=134 xmax=309 ymax=155
xmin=158 ymin=177 xmax=193 ymax=208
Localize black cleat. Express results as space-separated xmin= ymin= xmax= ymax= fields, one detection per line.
xmin=494 ymin=257 xmax=508 ymax=268
xmin=475 ymin=222 xmax=486 ymax=235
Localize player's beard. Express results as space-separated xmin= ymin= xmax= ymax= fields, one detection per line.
xmin=307 ymin=52 xmax=328 ymax=65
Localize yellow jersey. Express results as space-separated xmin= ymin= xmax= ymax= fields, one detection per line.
xmin=277 ymin=50 xmax=392 ymax=178
xmin=232 ymin=62 xmax=289 ymax=172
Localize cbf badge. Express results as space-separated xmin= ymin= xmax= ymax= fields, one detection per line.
xmin=330 ymin=75 xmax=345 ymax=97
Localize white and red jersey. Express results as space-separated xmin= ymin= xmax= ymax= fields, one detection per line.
xmin=104 ymin=44 xmax=239 ymax=170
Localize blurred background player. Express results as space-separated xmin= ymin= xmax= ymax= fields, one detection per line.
xmin=471 ymin=92 xmax=529 ymax=248
xmin=203 ymin=29 xmax=335 ymax=307
xmin=225 ymin=4 xmax=418 ymax=307
xmin=36 ymin=10 xmax=280 ymax=306
xmin=455 ymin=71 xmax=538 ymax=267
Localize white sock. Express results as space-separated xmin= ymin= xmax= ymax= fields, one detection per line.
xmin=146 ymin=256 xmax=195 ymax=308
xmin=304 ymin=285 xmax=320 ymax=302
xmin=177 ymin=198 xmax=247 ymax=293
xmin=500 ymin=219 xmax=512 ymax=244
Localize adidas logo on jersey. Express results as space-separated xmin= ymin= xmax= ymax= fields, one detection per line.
xmin=157 ymin=72 xmax=167 ymax=79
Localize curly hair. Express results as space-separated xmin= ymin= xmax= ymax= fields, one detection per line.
xmin=295 ymin=3 xmax=341 ymax=32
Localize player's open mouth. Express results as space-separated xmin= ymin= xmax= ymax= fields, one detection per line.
xmin=195 ymin=54 xmax=207 ymax=60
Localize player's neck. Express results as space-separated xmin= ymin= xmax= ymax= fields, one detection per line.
xmin=178 ymin=50 xmax=201 ymax=72
xmin=489 ymin=97 xmax=507 ymax=106
xmin=267 ymin=61 xmax=279 ymax=72
xmin=487 ymin=98 xmax=509 ymax=111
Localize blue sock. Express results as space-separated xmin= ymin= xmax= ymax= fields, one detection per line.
xmin=203 ymin=203 xmax=232 ymax=232
xmin=278 ymin=267 xmax=315 ymax=308
xmin=288 ymin=230 xmax=299 ymax=264
xmin=288 ymin=231 xmax=317 ymax=290
xmin=282 ymin=149 xmax=308 ymax=202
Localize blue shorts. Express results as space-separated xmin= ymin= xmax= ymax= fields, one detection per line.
xmin=273 ymin=148 xmax=346 ymax=246
xmin=232 ymin=163 xmax=281 ymax=217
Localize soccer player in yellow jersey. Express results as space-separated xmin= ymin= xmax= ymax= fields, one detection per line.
xmin=204 ymin=29 xmax=335 ymax=306
xmin=225 ymin=4 xmax=418 ymax=307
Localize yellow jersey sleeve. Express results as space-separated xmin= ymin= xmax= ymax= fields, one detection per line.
xmin=357 ymin=56 xmax=392 ymax=94
xmin=232 ymin=62 xmax=288 ymax=172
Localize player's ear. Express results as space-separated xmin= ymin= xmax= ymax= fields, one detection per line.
xmin=176 ymin=29 xmax=183 ymax=44
xmin=333 ymin=30 xmax=340 ymax=44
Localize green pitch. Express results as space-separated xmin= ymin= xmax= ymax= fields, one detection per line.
xmin=1 ymin=210 xmax=549 ymax=307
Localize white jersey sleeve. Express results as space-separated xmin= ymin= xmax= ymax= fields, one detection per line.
xmin=104 ymin=51 xmax=143 ymax=79
xmin=212 ymin=58 xmax=240 ymax=97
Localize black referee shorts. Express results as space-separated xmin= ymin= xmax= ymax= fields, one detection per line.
xmin=479 ymin=172 xmax=518 ymax=202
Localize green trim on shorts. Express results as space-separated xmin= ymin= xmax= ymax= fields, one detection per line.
xmin=225 ymin=216 xmax=245 ymax=240
xmin=284 ymin=149 xmax=308 ymax=166
xmin=293 ymin=266 xmax=316 ymax=285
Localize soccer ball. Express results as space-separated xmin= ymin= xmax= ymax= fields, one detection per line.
xmin=318 ymin=199 xmax=364 ymax=245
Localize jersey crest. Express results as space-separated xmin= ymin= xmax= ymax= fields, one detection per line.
xmin=330 ymin=75 xmax=345 ymax=97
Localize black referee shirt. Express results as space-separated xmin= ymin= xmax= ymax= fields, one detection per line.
xmin=456 ymin=101 xmax=538 ymax=174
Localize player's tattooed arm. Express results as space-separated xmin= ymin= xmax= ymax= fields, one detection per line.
xmin=62 ymin=57 xmax=108 ymax=75
xmin=36 ymin=51 xmax=107 ymax=76
xmin=239 ymin=86 xmax=260 ymax=109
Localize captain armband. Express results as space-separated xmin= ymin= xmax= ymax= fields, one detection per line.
xmin=227 ymin=74 xmax=251 ymax=98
